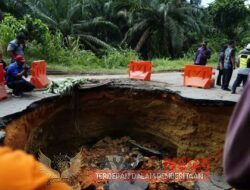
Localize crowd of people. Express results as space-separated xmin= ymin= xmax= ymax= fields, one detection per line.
xmin=194 ymin=41 xmax=250 ymax=94
xmin=194 ymin=41 xmax=250 ymax=189
xmin=1 ymin=34 xmax=250 ymax=97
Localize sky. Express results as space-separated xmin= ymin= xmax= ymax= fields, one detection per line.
xmin=201 ymin=0 xmax=214 ymax=7
xmin=201 ymin=0 xmax=250 ymax=7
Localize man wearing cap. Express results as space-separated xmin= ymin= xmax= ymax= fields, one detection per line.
xmin=194 ymin=41 xmax=211 ymax=65
xmin=7 ymin=33 xmax=27 ymax=63
xmin=6 ymin=55 xmax=35 ymax=96
xmin=231 ymin=43 xmax=250 ymax=94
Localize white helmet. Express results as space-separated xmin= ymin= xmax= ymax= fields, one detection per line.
xmin=246 ymin=43 xmax=250 ymax=50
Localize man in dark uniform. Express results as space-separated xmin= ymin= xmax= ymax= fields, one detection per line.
xmin=222 ymin=41 xmax=236 ymax=91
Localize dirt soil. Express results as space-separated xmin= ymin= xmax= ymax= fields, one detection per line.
xmin=48 ymin=136 xmax=196 ymax=190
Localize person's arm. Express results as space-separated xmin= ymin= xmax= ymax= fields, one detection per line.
xmin=219 ymin=53 xmax=224 ymax=70
xmin=194 ymin=49 xmax=199 ymax=63
xmin=23 ymin=65 xmax=29 ymax=78
xmin=7 ymin=43 xmax=17 ymax=59
xmin=236 ymin=54 xmax=241 ymax=68
xmin=231 ymin=49 xmax=236 ymax=69
xmin=206 ymin=49 xmax=211 ymax=59
xmin=7 ymin=66 xmax=25 ymax=79
xmin=16 ymin=69 xmax=27 ymax=78
xmin=224 ymin=80 xmax=250 ymax=189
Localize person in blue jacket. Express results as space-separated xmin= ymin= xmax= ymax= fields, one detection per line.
xmin=6 ymin=55 xmax=35 ymax=97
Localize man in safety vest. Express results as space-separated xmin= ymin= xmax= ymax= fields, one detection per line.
xmin=231 ymin=44 xmax=250 ymax=94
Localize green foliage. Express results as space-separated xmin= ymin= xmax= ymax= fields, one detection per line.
xmin=118 ymin=0 xmax=204 ymax=57
xmin=26 ymin=0 xmax=83 ymax=35
xmin=47 ymin=78 xmax=87 ymax=94
xmin=152 ymin=53 xmax=218 ymax=72
xmin=0 ymin=14 xmax=65 ymax=62
xmin=22 ymin=15 xmax=50 ymax=44
xmin=209 ymin=0 xmax=250 ymax=39
xmin=1 ymin=0 xmax=208 ymax=58
xmin=1 ymin=0 xmax=250 ymax=73
xmin=103 ymin=49 xmax=138 ymax=68
xmin=0 ymin=14 xmax=24 ymax=53
xmin=0 ymin=14 xmax=139 ymax=72
xmin=206 ymin=35 xmax=228 ymax=53
xmin=0 ymin=0 xmax=30 ymax=18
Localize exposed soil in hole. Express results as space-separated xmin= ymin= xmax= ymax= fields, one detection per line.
xmin=41 ymin=136 xmax=195 ymax=190
xmin=2 ymin=82 xmax=235 ymax=189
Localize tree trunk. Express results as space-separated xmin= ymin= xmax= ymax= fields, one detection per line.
xmin=135 ymin=28 xmax=151 ymax=52
xmin=0 ymin=9 xmax=3 ymax=21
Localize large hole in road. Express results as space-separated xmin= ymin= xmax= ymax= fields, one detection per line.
xmin=3 ymin=82 xmax=235 ymax=189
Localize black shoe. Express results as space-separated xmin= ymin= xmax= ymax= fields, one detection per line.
xmin=216 ymin=83 xmax=221 ymax=86
xmin=223 ymin=88 xmax=231 ymax=91
xmin=12 ymin=93 xmax=22 ymax=97
xmin=231 ymin=91 xmax=236 ymax=94
xmin=12 ymin=92 xmax=23 ymax=97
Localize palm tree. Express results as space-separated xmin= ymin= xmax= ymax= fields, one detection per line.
xmin=0 ymin=0 xmax=29 ymax=18
xmin=73 ymin=0 xmax=123 ymax=45
xmin=115 ymin=0 xmax=204 ymax=57
xmin=26 ymin=0 xmax=82 ymax=36
xmin=25 ymin=0 xmax=114 ymax=52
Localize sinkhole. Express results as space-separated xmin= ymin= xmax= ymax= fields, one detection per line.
xmin=2 ymin=80 xmax=235 ymax=189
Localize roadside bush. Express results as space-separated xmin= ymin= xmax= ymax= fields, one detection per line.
xmin=0 ymin=14 xmax=139 ymax=72
xmin=0 ymin=14 xmax=22 ymax=53
xmin=103 ymin=49 xmax=139 ymax=69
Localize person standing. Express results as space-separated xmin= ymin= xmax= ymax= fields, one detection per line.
xmin=194 ymin=41 xmax=211 ymax=65
xmin=7 ymin=33 xmax=27 ymax=63
xmin=222 ymin=41 xmax=236 ymax=91
xmin=216 ymin=46 xmax=227 ymax=86
xmin=231 ymin=44 xmax=250 ymax=94
xmin=6 ymin=55 xmax=35 ymax=97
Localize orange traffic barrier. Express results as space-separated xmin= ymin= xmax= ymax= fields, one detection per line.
xmin=0 ymin=64 xmax=7 ymax=100
xmin=30 ymin=60 xmax=49 ymax=89
xmin=128 ymin=60 xmax=153 ymax=81
xmin=183 ymin=65 xmax=215 ymax=89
